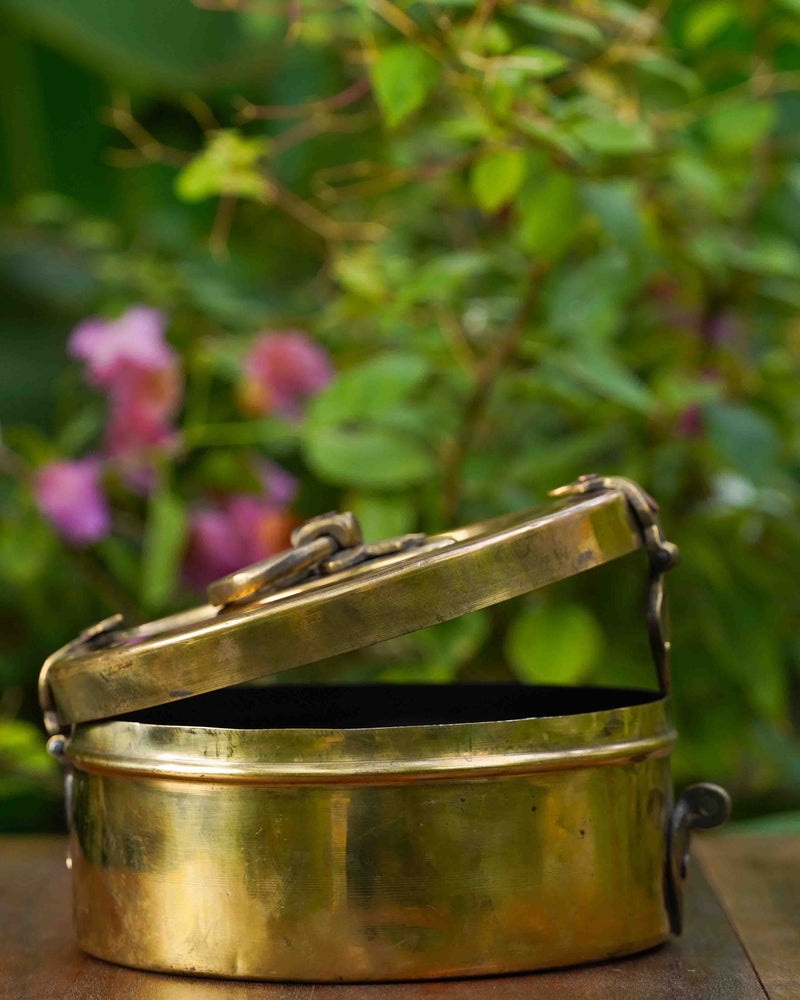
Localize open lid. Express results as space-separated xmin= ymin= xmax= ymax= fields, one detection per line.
xmin=39 ymin=475 xmax=679 ymax=733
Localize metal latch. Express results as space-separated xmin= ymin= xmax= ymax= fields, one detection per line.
xmin=207 ymin=511 xmax=427 ymax=608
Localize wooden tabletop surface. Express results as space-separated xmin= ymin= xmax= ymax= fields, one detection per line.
xmin=2 ymin=833 xmax=798 ymax=1000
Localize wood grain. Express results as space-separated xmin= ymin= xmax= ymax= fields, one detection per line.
xmin=1 ymin=835 xmax=767 ymax=1000
xmin=696 ymin=833 xmax=800 ymax=1000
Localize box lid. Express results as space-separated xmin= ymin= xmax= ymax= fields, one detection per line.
xmin=40 ymin=475 xmax=677 ymax=731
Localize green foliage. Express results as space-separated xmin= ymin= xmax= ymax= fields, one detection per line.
xmin=505 ymin=603 xmax=604 ymax=684
xmin=141 ymin=479 xmax=188 ymax=610
xmin=471 ymin=148 xmax=527 ymax=213
xmin=176 ymin=131 xmax=270 ymax=203
xmin=370 ymin=44 xmax=439 ymax=127
xmin=2 ymin=0 xmax=800 ymax=831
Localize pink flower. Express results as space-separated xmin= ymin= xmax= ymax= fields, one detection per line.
xmin=183 ymin=463 xmax=299 ymax=588
xmin=68 ymin=307 xmax=183 ymax=490
xmin=259 ymin=460 xmax=298 ymax=505
xmin=33 ymin=459 xmax=111 ymax=546
xmin=675 ymin=404 xmax=704 ymax=439
xmin=69 ymin=307 xmax=174 ymax=387
xmin=242 ymin=331 xmax=332 ymax=419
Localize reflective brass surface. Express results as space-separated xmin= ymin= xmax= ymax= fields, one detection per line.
xmin=46 ymin=491 xmax=641 ymax=727
xmin=67 ymin=693 xmax=675 ymax=981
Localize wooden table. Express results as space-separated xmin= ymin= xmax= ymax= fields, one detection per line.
xmin=2 ymin=834 xmax=798 ymax=1000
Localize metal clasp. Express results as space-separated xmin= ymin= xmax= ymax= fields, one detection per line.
xmin=550 ymin=475 xmax=680 ymax=694
xmin=207 ymin=511 xmax=426 ymax=608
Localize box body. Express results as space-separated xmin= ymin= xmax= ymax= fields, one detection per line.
xmin=66 ymin=685 xmax=675 ymax=981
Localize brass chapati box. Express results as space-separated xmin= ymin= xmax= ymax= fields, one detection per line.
xmin=40 ymin=474 xmax=730 ymax=982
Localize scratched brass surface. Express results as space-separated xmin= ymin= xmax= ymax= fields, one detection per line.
xmin=47 ymin=491 xmax=641 ymax=727
xmin=66 ymin=691 xmax=675 ymax=981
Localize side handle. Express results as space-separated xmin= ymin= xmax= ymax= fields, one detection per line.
xmin=664 ymin=782 xmax=732 ymax=934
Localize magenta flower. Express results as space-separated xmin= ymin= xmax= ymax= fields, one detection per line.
xmin=68 ymin=307 xmax=183 ymax=490
xmin=69 ymin=307 xmax=174 ymax=387
xmin=33 ymin=459 xmax=111 ymax=546
xmin=243 ymin=331 xmax=332 ymax=418
xmin=675 ymin=404 xmax=704 ymax=439
xmin=183 ymin=463 xmax=299 ymax=588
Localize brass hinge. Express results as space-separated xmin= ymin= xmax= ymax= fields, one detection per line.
xmin=550 ymin=474 xmax=680 ymax=694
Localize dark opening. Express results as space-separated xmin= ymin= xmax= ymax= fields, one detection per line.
xmin=116 ymin=684 xmax=661 ymax=730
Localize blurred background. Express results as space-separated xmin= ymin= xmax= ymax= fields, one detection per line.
xmin=1 ymin=0 xmax=798 ymax=832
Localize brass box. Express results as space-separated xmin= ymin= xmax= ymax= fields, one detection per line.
xmin=41 ymin=476 xmax=729 ymax=981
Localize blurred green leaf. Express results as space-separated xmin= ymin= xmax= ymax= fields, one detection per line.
xmin=381 ymin=611 xmax=489 ymax=682
xmin=633 ymin=54 xmax=701 ymax=95
xmin=707 ymin=404 xmax=780 ymax=482
xmin=704 ymin=101 xmax=776 ymax=154
xmin=0 ymin=720 xmax=57 ymax=781
xmin=669 ymin=152 xmax=730 ymax=215
xmin=582 ymin=179 xmax=645 ymax=249
xmin=333 ymin=247 xmax=387 ymax=301
xmin=141 ymin=482 xmax=188 ymax=610
xmin=517 ymin=170 xmax=580 ymax=259
xmin=176 ymin=130 xmax=269 ymax=203
xmin=546 ymin=251 xmax=631 ymax=343
xmin=572 ymin=118 xmax=655 ymax=155
xmin=557 ymin=351 xmax=657 ymax=414
xmin=505 ymin=604 xmax=603 ymax=684
xmin=371 ymin=44 xmax=439 ymax=127
xmin=471 ymin=147 xmax=527 ymax=213
xmin=304 ymin=425 xmax=436 ymax=490
xmin=727 ymin=236 xmax=800 ymax=277
xmin=508 ymin=5 xmax=604 ymax=47
xmin=500 ymin=46 xmax=569 ymax=78
xmin=683 ymin=0 xmax=738 ymax=48
xmin=0 ymin=0 xmax=271 ymax=92
xmin=308 ymin=354 xmax=430 ymax=425
xmin=346 ymin=494 xmax=416 ymax=540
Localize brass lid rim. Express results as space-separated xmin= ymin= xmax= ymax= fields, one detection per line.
xmin=67 ymin=729 xmax=677 ymax=784
xmin=46 ymin=491 xmax=644 ymax=726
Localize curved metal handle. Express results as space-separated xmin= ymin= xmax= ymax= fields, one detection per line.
xmin=665 ymin=782 xmax=732 ymax=934
xmin=551 ymin=475 xmax=680 ymax=694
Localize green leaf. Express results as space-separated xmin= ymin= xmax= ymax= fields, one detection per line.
xmin=0 ymin=0 xmax=274 ymax=93
xmin=308 ymin=354 xmax=430 ymax=426
xmin=633 ymin=55 xmax=701 ymax=95
xmin=470 ymin=147 xmax=527 ymax=213
xmin=704 ymin=101 xmax=776 ymax=154
xmin=380 ymin=612 xmax=489 ymax=682
xmin=346 ymin=494 xmax=416 ymax=541
xmin=707 ymin=404 xmax=780 ymax=482
xmin=683 ymin=0 xmax=737 ymax=48
xmin=517 ymin=170 xmax=580 ymax=260
xmin=304 ymin=425 xmax=436 ymax=489
xmin=572 ymin=118 xmax=655 ymax=155
xmin=727 ymin=236 xmax=800 ymax=278
xmin=500 ymin=46 xmax=569 ymax=78
xmin=508 ymin=5 xmax=604 ymax=47
xmin=175 ymin=129 xmax=269 ymax=203
xmin=581 ymin=179 xmax=645 ymax=249
xmin=557 ymin=351 xmax=657 ymax=414
xmin=333 ymin=247 xmax=387 ymax=301
xmin=505 ymin=604 xmax=603 ymax=684
xmin=546 ymin=251 xmax=631 ymax=343
xmin=669 ymin=152 xmax=730 ymax=215
xmin=0 ymin=720 xmax=57 ymax=780
xmin=371 ymin=44 xmax=439 ymax=127
xmin=141 ymin=483 xmax=188 ymax=610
